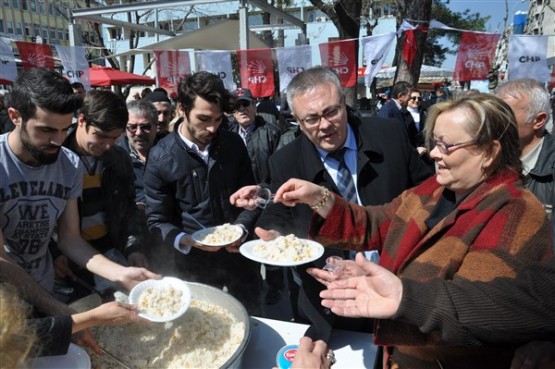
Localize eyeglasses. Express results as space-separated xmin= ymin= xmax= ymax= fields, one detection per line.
xmin=235 ymin=100 xmax=251 ymax=110
xmin=432 ymin=139 xmax=477 ymax=154
xmin=410 ymin=96 xmax=421 ymax=101
xmin=126 ymin=124 xmax=152 ymax=133
xmin=297 ymin=105 xmax=343 ymax=126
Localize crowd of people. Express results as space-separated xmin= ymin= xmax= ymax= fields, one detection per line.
xmin=1 ymin=66 xmax=554 ymax=369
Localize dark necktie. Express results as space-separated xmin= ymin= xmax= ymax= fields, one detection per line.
xmin=329 ymin=147 xmax=357 ymax=203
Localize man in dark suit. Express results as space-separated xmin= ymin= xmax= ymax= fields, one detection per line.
xmin=231 ymin=66 xmax=432 ymax=342
xmin=378 ymin=81 xmax=412 ymax=124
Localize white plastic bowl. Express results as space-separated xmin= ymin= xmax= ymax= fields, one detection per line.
xmin=129 ymin=277 xmax=191 ymax=322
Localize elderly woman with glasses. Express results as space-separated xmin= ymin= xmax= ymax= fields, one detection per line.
xmin=270 ymin=93 xmax=553 ymax=369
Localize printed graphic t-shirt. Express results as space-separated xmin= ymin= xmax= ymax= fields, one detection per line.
xmin=0 ymin=133 xmax=83 ymax=291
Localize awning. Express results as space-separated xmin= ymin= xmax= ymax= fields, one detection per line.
xmin=110 ymin=19 xmax=270 ymax=59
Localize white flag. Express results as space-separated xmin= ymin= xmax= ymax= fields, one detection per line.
xmin=55 ymin=45 xmax=90 ymax=90
xmin=508 ymin=35 xmax=550 ymax=81
xmin=0 ymin=37 xmax=17 ymax=84
xmin=361 ymin=32 xmax=396 ymax=86
xmin=195 ymin=50 xmax=235 ymax=91
xmin=275 ymin=45 xmax=312 ymax=92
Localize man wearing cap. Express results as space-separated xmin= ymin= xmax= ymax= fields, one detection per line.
xmin=229 ymin=87 xmax=283 ymax=304
xmin=143 ymin=90 xmax=173 ymax=142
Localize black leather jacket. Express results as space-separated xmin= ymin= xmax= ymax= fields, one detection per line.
xmin=228 ymin=116 xmax=281 ymax=185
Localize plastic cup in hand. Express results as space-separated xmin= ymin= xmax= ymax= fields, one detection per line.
xmin=323 ymin=255 xmax=344 ymax=275
xmin=254 ymin=187 xmax=275 ymax=209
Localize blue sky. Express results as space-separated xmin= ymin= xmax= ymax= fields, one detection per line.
xmin=442 ymin=0 xmax=529 ymax=69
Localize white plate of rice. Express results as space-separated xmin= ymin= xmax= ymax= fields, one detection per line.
xmin=191 ymin=223 xmax=244 ymax=246
xmin=240 ymin=234 xmax=324 ymax=266
xmin=129 ymin=277 xmax=191 ymax=322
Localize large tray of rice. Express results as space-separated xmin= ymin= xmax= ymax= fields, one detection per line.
xmin=80 ymin=282 xmax=251 ymax=369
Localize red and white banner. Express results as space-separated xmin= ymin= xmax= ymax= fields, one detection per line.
xmin=319 ymin=39 xmax=357 ymax=87
xmin=275 ymin=45 xmax=312 ymax=92
xmin=0 ymin=37 xmax=17 ymax=85
xmin=508 ymin=35 xmax=550 ymax=81
xmin=453 ymin=32 xmax=500 ymax=81
xmin=154 ymin=50 xmax=191 ymax=97
xmin=15 ymin=41 xmax=55 ymax=70
xmin=196 ymin=50 xmax=235 ymax=91
xmin=236 ymin=48 xmax=275 ymax=98
xmin=55 ymin=45 xmax=90 ymax=90
xmin=361 ymin=32 xmax=396 ymax=87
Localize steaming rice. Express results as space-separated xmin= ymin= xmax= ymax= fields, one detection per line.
xmin=89 ymin=299 xmax=244 ymax=369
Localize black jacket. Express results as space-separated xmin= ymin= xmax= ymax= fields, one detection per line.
xmin=525 ymin=132 xmax=555 ymax=218
xmin=258 ymin=109 xmax=433 ymax=341
xmin=228 ymin=116 xmax=281 ymax=185
xmin=144 ymin=126 xmax=258 ymax=246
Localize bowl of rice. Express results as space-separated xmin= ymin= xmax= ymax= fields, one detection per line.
xmin=85 ymin=282 xmax=251 ymax=369
xmin=129 ymin=277 xmax=191 ymax=322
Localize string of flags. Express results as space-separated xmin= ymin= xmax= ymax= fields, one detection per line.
xmin=1 ymin=18 xmax=553 ymax=97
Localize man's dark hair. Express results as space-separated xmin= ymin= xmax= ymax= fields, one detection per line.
xmin=152 ymin=87 xmax=169 ymax=96
xmin=80 ymin=89 xmax=128 ymax=132
xmin=10 ymin=68 xmax=82 ymax=122
xmin=391 ymin=81 xmax=412 ymax=100
xmin=177 ymin=71 xmax=235 ymax=116
xmin=71 ymin=82 xmax=85 ymax=90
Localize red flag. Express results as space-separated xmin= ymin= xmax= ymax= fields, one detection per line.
xmin=236 ymin=48 xmax=275 ymax=98
xmin=319 ymin=39 xmax=357 ymax=87
xmin=15 ymin=41 xmax=55 ymax=70
xmin=403 ymin=29 xmax=417 ymax=68
xmin=453 ymin=32 xmax=500 ymax=81
xmin=154 ymin=50 xmax=191 ymax=97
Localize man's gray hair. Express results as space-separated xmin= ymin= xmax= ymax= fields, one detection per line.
xmin=127 ymin=99 xmax=158 ymax=126
xmin=496 ymin=78 xmax=552 ymax=126
xmin=286 ymin=66 xmax=345 ymax=112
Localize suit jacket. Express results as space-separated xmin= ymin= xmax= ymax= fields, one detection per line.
xmin=378 ymin=99 xmax=405 ymax=123
xmin=258 ymin=108 xmax=433 ymax=341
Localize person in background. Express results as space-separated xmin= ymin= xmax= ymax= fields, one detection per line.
xmin=406 ymin=88 xmax=435 ymax=169
xmin=52 ymin=90 xmax=149 ymax=300
xmin=144 ymin=71 xmax=262 ymax=315
xmin=377 ymin=81 xmax=412 ymax=125
xmin=0 ymin=92 xmax=15 ymax=134
xmin=256 ymin=96 xmax=280 ymax=126
xmin=229 ymin=87 xmax=283 ymax=304
xmin=231 ymin=66 xmax=432 ymax=343
xmin=143 ymin=90 xmax=173 ymax=142
xmin=496 ymin=79 xmax=554 ymax=223
xmin=71 ymin=82 xmax=86 ymax=101
xmin=268 ymin=93 xmax=552 ymax=369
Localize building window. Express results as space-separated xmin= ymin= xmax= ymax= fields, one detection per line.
xmin=31 ymin=0 xmax=36 ymax=12
xmin=24 ymin=25 xmax=30 ymax=36
xmin=65 ymin=30 xmax=69 ymax=40
xmin=42 ymin=28 xmax=48 ymax=39
xmin=16 ymin=22 xmax=23 ymax=35
xmin=7 ymin=21 xmax=14 ymax=34
xmin=58 ymin=28 xmax=63 ymax=40
xmin=39 ymin=1 xmax=44 ymax=14
xmin=0 ymin=21 xmax=3 ymax=33
xmin=50 ymin=27 xmax=55 ymax=39
xmin=21 ymin=0 xmax=27 ymax=10
xmin=4 ymin=0 xmax=10 ymax=7
xmin=12 ymin=0 xmax=19 ymax=9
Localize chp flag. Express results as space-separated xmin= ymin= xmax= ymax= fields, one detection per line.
xmin=196 ymin=50 xmax=235 ymax=91
xmin=453 ymin=32 xmax=500 ymax=81
xmin=236 ymin=48 xmax=275 ymax=98
xmin=154 ymin=50 xmax=191 ymax=97
xmin=360 ymin=32 xmax=396 ymax=86
xmin=275 ymin=45 xmax=312 ymax=93
xmin=15 ymin=41 xmax=55 ymax=70
xmin=319 ymin=39 xmax=357 ymax=87
xmin=0 ymin=37 xmax=17 ymax=85
xmin=55 ymin=45 xmax=90 ymax=91
xmin=508 ymin=35 xmax=550 ymax=81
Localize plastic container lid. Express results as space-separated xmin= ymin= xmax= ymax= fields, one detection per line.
xmin=276 ymin=344 xmax=298 ymax=369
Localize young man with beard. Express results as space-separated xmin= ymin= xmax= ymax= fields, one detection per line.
xmin=0 ymin=68 xmax=159 ymax=351
xmin=144 ymin=71 xmax=263 ymax=315
xmin=52 ymin=90 xmax=150 ymax=299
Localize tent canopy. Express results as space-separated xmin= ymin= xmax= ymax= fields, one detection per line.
xmin=112 ymin=19 xmax=269 ymax=59
xmin=88 ymin=66 xmax=155 ymax=87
